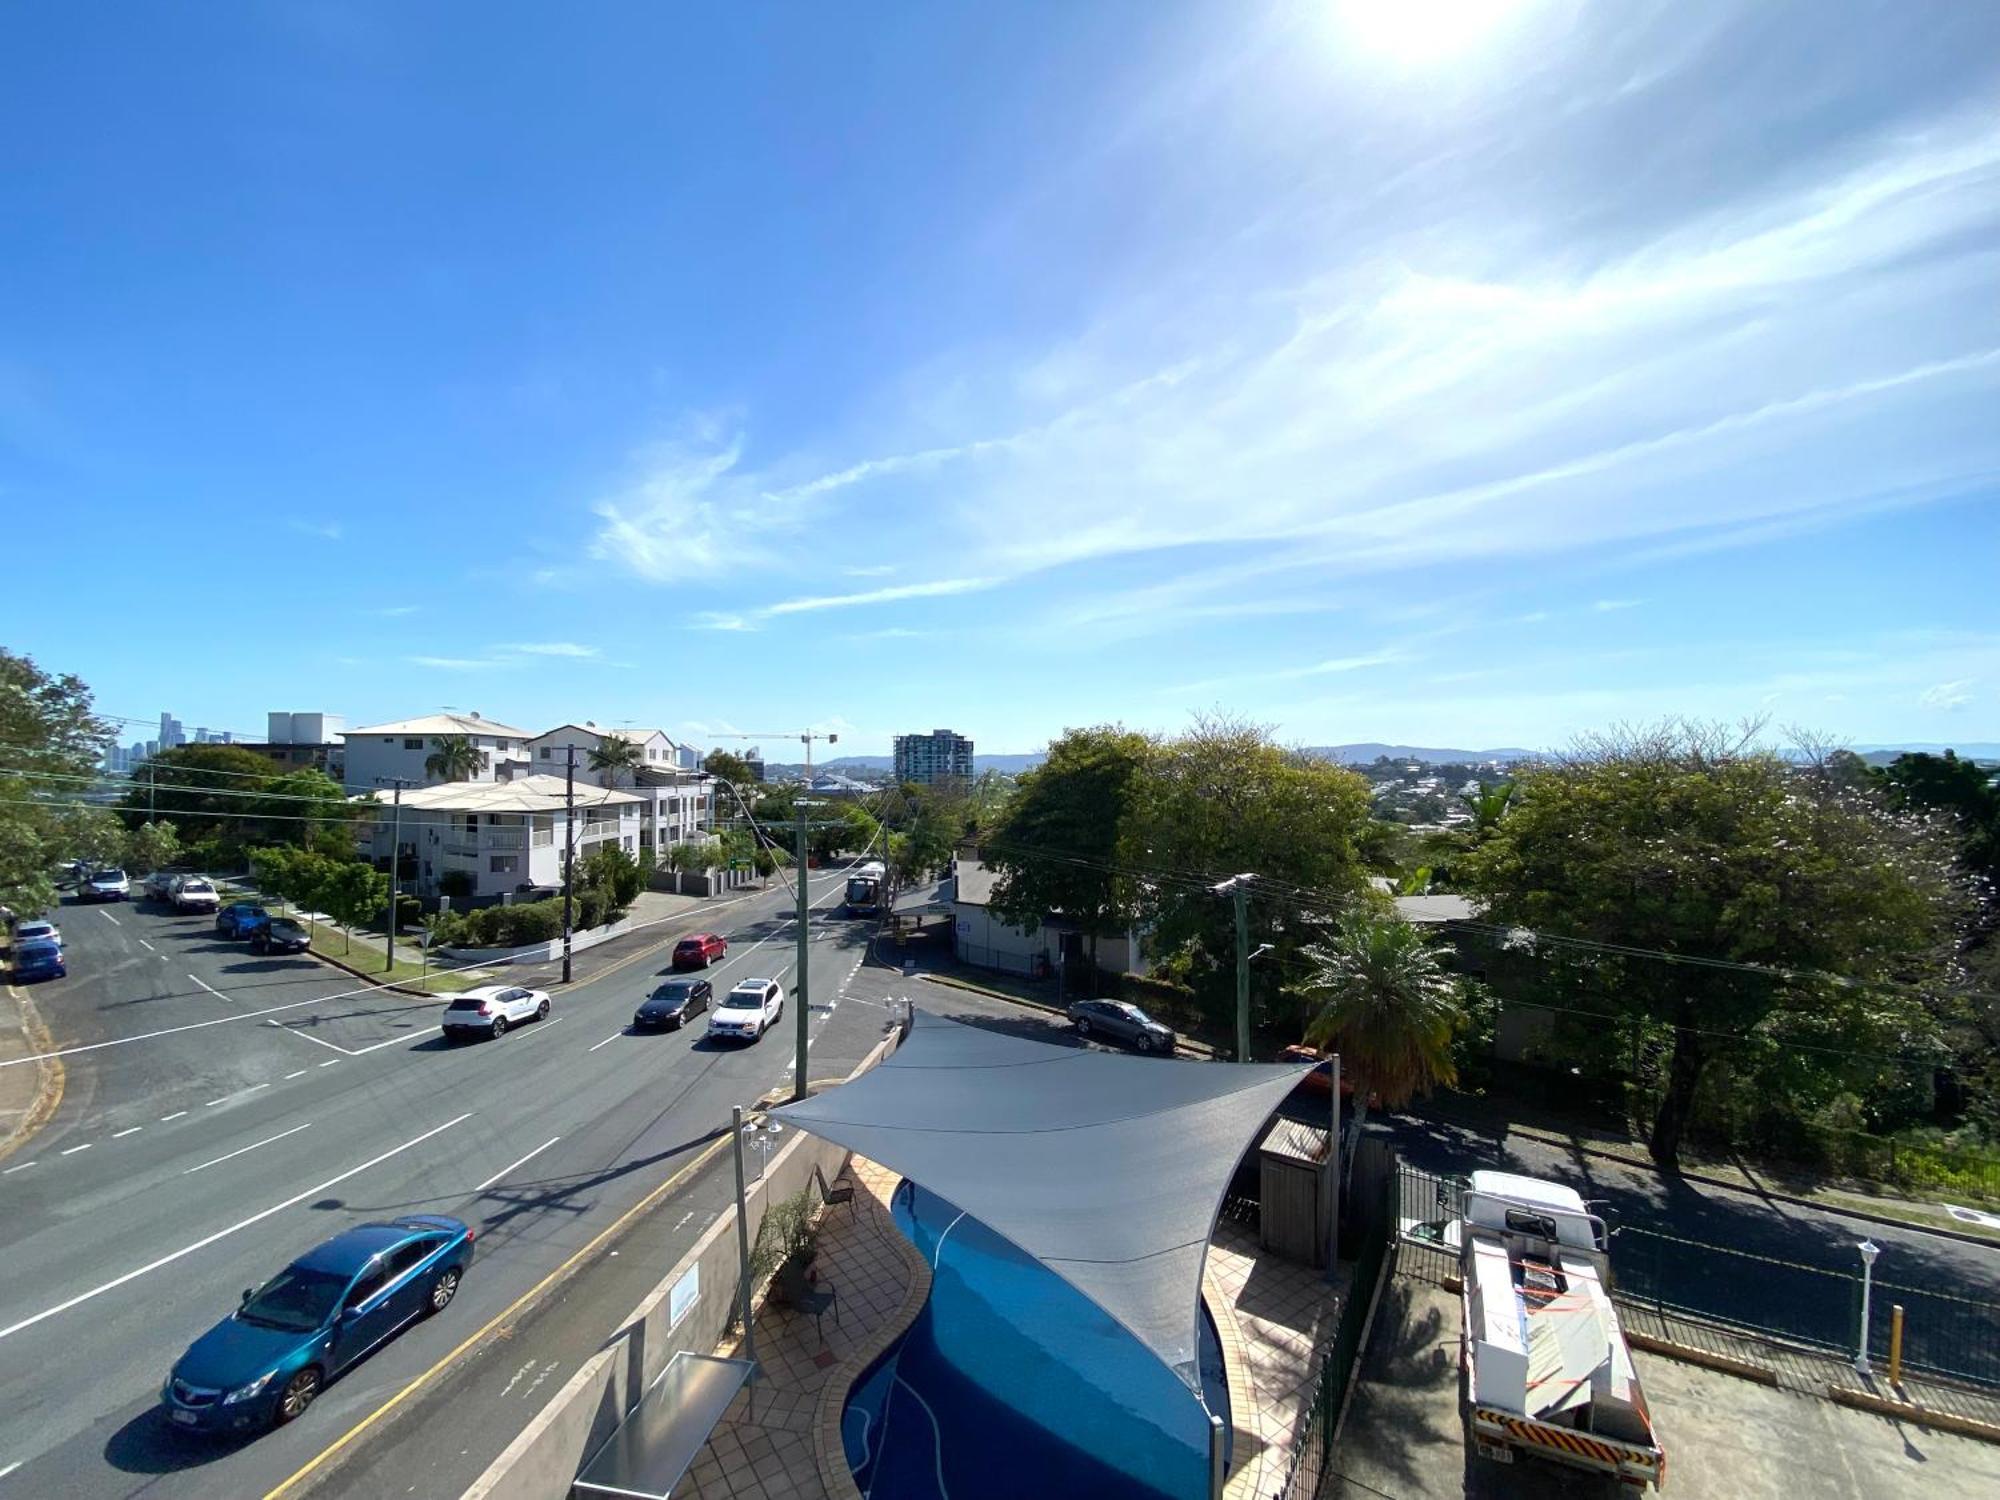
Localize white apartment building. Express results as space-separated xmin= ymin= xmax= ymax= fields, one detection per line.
xmin=339 ymin=712 xmax=534 ymax=793
xmin=355 ymin=774 xmax=644 ymax=902
xmin=894 ymin=728 xmax=974 ymax=785
xmin=525 ymin=723 xmax=718 ymax=856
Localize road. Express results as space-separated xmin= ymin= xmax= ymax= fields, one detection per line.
xmin=0 ymin=868 xmax=888 ymax=1499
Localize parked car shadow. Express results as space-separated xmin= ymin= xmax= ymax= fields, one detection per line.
xmin=103 ymin=1407 xmax=252 ymax=1474
xmin=221 ymin=958 xmax=318 ymax=975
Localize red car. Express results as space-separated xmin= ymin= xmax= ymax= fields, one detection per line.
xmin=672 ymin=932 xmax=727 ymax=969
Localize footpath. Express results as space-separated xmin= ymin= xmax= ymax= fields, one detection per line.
xmin=0 ymin=967 xmax=62 ymax=1166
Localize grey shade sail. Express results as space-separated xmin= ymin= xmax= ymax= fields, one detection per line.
xmin=775 ymin=1011 xmax=1311 ymax=1388
xmin=573 ymin=1351 xmax=754 ymax=1499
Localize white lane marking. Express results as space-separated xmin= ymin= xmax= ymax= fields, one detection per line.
xmin=188 ymin=975 xmax=232 ymax=1004
xmin=60 ymin=1144 xmax=92 ymax=1156
xmin=342 ymin=1026 xmax=442 ymax=1056
xmin=2 ymin=1161 xmax=36 ymax=1174
xmin=111 ymin=1127 xmax=143 ymax=1139
xmin=159 ymin=1111 xmax=187 ymax=1123
xmin=139 ymin=938 xmax=156 ymax=952
xmin=318 ymin=1059 xmax=338 ymax=1068
xmin=0 ymin=1113 xmax=474 ymax=1342
xmin=204 ymin=1097 xmax=229 ymax=1108
xmin=267 ymin=1020 xmax=353 ymax=1056
xmin=0 ymin=1460 xmax=18 ymax=1480
xmin=283 ymin=1069 xmax=307 ymax=1080
xmin=243 ymin=1083 xmax=268 ymax=1094
xmin=184 ymin=1122 xmax=313 ymax=1175
xmin=587 ymin=1032 xmax=622 ymax=1053
xmin=475 ymin=1136 xmax=561 ymax=1192
xmin=99 ymin=910 xmax=120 ymax=926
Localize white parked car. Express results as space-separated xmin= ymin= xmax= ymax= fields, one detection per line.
xmin=10 ymin=918 xmax=60 ymax=950
xmin=442 ymin=985 xmax=552 ymax=1040
xmin=83 ymin=868 xmax=131 ymax=902
xmin=708 ymin=978 xmax=784 ymax=1042
xmin=170 ymin=877 xmax=220 ymax=913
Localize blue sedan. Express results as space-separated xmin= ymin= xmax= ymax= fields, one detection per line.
xmin=162 ymin=1214 xmax=474 ymax=1433
xmin=12 ymin=939 xmax=65 ymax=981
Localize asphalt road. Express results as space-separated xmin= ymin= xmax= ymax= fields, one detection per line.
xmin=0 ymin=868 xmax=885 ymax=1499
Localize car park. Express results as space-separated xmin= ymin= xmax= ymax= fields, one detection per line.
xmin=634 ymin=977 xmax=712 ymax=1030
xmin=81 ymin=868 xmax=131 ymax=902
xmin=1067 ymin=998 xmax=1176 ymax=1054
xmin=171 ymin=876 xmax=221 ymax=913
xmin=672 ymin=932 xmax=728 ymax=969
xmin=251 ymin=916 xmax=311 ymax=955
xmin=441 ymin=984 xmax=551 ymax=1040
xmin=13 ymin=939 xmax=66 ymax=981
xmin=707 ymin=978 xmax=783 ymax=1042
xmin=162 ymin=1215 xmax=474 ymax=1433
xmin=216 ymin=901 xmax=268 ymax=938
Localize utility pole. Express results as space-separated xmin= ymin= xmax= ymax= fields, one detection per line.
xmin=1213 ymin=873 xmax=1255 ymax=1062
xmin=563 ymin=744 xmax=577 ymax=985
xmin=793 ymin=798 xmax=811 ymax=1102
xmin=384 ymin=779 xmax=414 ymax=972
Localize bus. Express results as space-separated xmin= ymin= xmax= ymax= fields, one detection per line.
xmin=844 ymin=860 xmax=888 ymax=917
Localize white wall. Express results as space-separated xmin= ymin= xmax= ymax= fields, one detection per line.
xmin=341 ymin=730 xmax=528 ymax=793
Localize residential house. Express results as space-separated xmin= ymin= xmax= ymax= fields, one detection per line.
xmin=354 ymin=774 xmax=643 ymax=903
xmin=339 ymin=712 xmax=534 ymax=793
xmin=525 ymin=723 xmax=717 ymax=858
xmin=949 ymin=856 xmax=1148 ymax=981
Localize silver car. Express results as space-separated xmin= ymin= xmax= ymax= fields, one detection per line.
xmin=1067 ymin=999 xmax=1175 ymax=1054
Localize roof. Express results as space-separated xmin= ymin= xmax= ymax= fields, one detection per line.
xmin=1392 ymin=893 xmax=1478 ymax=924
xmin=532 ymin=724 xmax=680 ymax=747
xmin=294 ymin=1223 xmax=415 ymax=1274
xmin=952 ymin=856 xmax=998 ymax=907
xmin=776 ymin=1011 xmax=1310 ymax=1389
xmin=351 ymin=773 xmax=643 ymax=813
xmin=344 ymin=713 xmax=534 ymax=740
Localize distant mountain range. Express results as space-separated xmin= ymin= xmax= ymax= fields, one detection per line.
xmin=764 ymin=752 xmax=1048 ymax=777
xmin=1303 ymin=743 xmax=1540 ymax=765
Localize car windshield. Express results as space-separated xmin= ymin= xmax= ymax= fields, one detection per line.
xmin=1123 ymin=1006 xmax=1154 ymax=1025
xmin=653 ymin=983 xmax=694 ymax=1000
xmin=271 ymin=920 xmax=305 ymax=935
xmin=721 ymin=990 xmax=764 ymax=1009
xmin=238 ymin=1265 xmax=349 ymax=1332
xmin=183 ymin=880 xmax=211 ymax=892
xmin=20 ymin=941 xmax=58 ymax=958
xmin=96 ymin=870 xmax=125 ymax=881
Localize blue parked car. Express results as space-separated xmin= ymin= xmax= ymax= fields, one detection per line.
xmin=163 ymin=1214 xmax=474 ymax=1433
xmin=214 ymin=902 xmax=268 ymax=939
xmin=13 ymin=939 xmax=65 ymax=981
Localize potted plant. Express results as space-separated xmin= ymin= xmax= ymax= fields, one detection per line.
xmin=750 ymin=1188 xmax=821 ymax=1297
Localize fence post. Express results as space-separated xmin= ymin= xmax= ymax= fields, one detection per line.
xmin=1888 ymin=1304 xmax=1904 ymax=1388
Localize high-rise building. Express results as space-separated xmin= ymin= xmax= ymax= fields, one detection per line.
xmin=893 ymin=728 xmax=974 ymax=786
xmin=159 ymin=712 xmax=185 ymax=749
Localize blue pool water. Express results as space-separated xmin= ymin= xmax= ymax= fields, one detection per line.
xmin=841 ymin=1180 xmax=1229 ymax=1500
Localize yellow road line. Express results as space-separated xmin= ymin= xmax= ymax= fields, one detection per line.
xmin=263 ymin=1130 xmax=733 ymax=1499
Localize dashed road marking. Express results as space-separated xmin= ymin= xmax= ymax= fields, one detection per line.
xmin=2 ymin=1161 xmax=36 ymax=1175
xmin=188 ymin=975 xmax=232 ymax=1004
xmin=587 ymin=1032 xmax=622 ymax=1053
xmin=98 ymin=910 xmax=120 ymax=926
xmin=138 ymin=938 xmax=156 ymax=952
xmin=475 ymin=1136 xmax=561 ymax=1192
xmin=185 ymin=1122 xmax=313 ymax=1175
xmin=159 ymin=1111 xmax=187 ymax=1122
xmin=60 ymin=1144 xmax=92 ymax=1156
xmin=111 ymin=1127 xmax=142 ymax=1139
xmin=283 ymin=1070 xmax=307 ymax=1080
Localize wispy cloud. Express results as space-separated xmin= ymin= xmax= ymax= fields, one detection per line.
xmin=508 ymin=642 xmax=600 ymax=658
xmin=843 ymin=564 xmax=897 ymax=578
xmin=1592 ymin=599 xmax=1642 ymax=613
xmin=290 ymin=519 xmax=343 ymax=542
xmin=369 ymin=604 xmax=420 ymax=618
xmin=1167 ymin=650 xmax=1404 ymax=696
xmin=407 ymin=655 xmax=504 ymax=671
xmin=763 ymin=577 xmax=998 ymax=617
xmin=688 ymin=611 xmax=754 ymax=632
xmin=1920 ymin=679 xmax=1976 ymax=711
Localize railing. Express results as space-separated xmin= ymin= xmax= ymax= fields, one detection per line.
xmin=483 ymin=829 xmax=526 ymax=851
xmin=531 ymin=828 xmax=554 ymax=847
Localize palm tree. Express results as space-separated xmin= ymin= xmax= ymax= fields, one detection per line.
xmin=1299 ymin=910 xmax=1467 ymax=1183
xmin=1462 ymin=780 xmax=1513 ymax=836
xmin=424 ymin=734 xmax=482 ymax=782
xmin=587 ymin=734 xmax=645 ymax=789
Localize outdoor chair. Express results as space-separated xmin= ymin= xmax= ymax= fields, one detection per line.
xmin=775 ymin=1258 xmax=839 ymax=1344
xmin=813 ymin=1163 xmax=857 ymax=1221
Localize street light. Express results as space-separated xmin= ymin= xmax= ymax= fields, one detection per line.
xmin=742 ymin=1117 xmax=784 ymax=1184
xmin=1855 ymin=1239 xmax=1881 ymax=1376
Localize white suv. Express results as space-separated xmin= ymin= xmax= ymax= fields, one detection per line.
xmin=708 ymin=978 xmax=784 ymax=1042
xmin=170 ymin=877 xmax=220 ymax=913
xmin=442 ymin=985 xmax=552 ymax=1040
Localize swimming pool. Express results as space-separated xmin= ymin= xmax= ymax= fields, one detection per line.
xmin=842 ymin=1179 xmax=1229 ymax=1500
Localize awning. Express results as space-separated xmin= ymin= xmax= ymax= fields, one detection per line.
xmin=774 ymin=1010 xmax=1310 ymax=1388
xmin=573 ymin=1351 xmax=755 ymax=1499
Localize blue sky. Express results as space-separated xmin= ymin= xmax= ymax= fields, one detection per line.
xmin=4 ymin=1 xmax=1998 ymax=756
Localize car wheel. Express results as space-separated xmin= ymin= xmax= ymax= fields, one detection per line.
xmin=1076 ymin=1019 xmax=1092 ymax=1037
xmin=426 ymin=1266 xmax=461 ymax=1315
xmin=274 ymin=1366 xmax=322 ymax=1426
xmin=535 ymin=999 xmax=550 ymax=1021
xmin=491 ymin=1016 xmax=508 ymax=1038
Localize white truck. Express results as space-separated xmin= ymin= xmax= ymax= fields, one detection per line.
xmin=1459 ymin=1171 xmax=1665 ymax=1490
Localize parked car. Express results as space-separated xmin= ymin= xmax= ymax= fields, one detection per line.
xmin=441 ymin=985 xmax=551 ymax=1040
xmin=171 ymin=877 xmax=221 ymax=914
xmin=81 ymin=868 xmax=131 ymax=902
xmin=162 ymin=1214 xmax=474 ymax=1434
xmin=251 ymin=917 xmax=311 ymax=955
xmin=672 ymin=932 xmax=728 ymax=970
xmin=514 ymin=882 xmax=561 ymax=902
xmin=143 ymin=870 xmax=180 ymax=901
xmin=216 ymin=902 xmax=268 ymax=939
xmin=1067 ymin=998 xmax=1176 ymax=1054
xmin=708 ymin=978 xmax=783 ymax=1042
xmin=9 ymin=918 xmax=60 ymax=952
xmin=634 ymin=977 xmax=712 ymax=1031
xmin=13 ymin=939 xmax=66 ymax=981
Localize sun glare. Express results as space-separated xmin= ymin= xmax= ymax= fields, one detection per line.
xmin=1331 ymin=0 xmax=1531 ymax=66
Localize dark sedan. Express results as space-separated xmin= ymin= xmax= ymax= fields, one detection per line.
xmin=162 ymin=1215 xmax=474 ymax=1434
xmin=634 ymin=977 xmax=712 ymax=1030
xmin=1067 ymin=998 xmax=1176 ymax=1054
xmin=13 ymin=938 xmax=66 ymax=981
xmin=251 ymin=916 xmax=311 ymax=955
xmin=215 ymin=902 xmax=268 ymax=939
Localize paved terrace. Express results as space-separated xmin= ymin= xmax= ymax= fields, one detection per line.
xmin=677 ymin=1159 xmax=1348 ymax=1500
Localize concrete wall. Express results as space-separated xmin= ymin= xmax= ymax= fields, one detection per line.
xmin=438 ymin=911 xmax=643 ymax=966
xmin=462 ymin=1031 xmax=903 ymax=1500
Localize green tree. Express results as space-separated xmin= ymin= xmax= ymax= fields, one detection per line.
xmin=986 ymin=727 xmax=1153 ymax=977
xmin=128 ymin=819 xmax=181 ymax=875
xmin=1873 ymin=750 xmax=2000 ymax=879
xmin=249 ymin=845 xmax=300 ymax=909
xmin=424 ymin=735 xmax=483 ymax=783
xmin=1299 ymin=912 xmax=1469 ymax=1169
xmin=119 ymin=743 xmax=280 ymax=850
xmin=1460 ymin=722 xmax=1961 ymax=1170
xmin=579 ymin=844 xmax=645 ymax=914
xmin=587 ymin=735 xmax=646 ymax=790
xmin=256 ymin=768 xmax=360 ymax=852
xmin=666 ymin=841 xmax=703 ymax=892
xmin=321 ymin=861 xmax=390 ymax=954
xmin=0 ymin=649 xmax=113 ymax=917
xmin=286 ymin=850 xmax=340 ymax=940
xmin=809 ymin=803 xmax=880 ymax=861
xmin=702 ymin=749 xmax=757 ymax=788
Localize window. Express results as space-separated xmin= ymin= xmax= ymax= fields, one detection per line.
xmin=490 ymin=855 xmax=518 ymax=874
xmin=405 ymin=738 xmax=423 ymax=750
xmin=540 ymin=747 xmax=551 ymax=759
xmin=345 ymin=1262 xmax=389 ymax=1310
xmin=386 ymin=1238 xmax=438 ymax=1279
xmin=381 ymin=737 xmax=395 ymax=744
